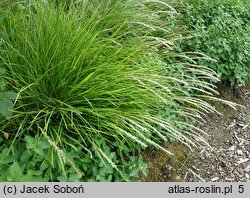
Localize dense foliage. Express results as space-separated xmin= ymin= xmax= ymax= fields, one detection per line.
xmin=0 ymin=135 xmax=148 ymax=181
xmin=0 ymin=0 xmax=237 ymax=181
xmin=177 ymin=0 xmax=250 ymax=85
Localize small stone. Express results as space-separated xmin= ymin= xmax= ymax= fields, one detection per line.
xmin=226 ymin=177 xmax=234 ymax=181
xmin=176 ymin=176 xmax=181 ymax=180
xmin=211 ymin=177 xmax=220 ymax=182
xmin=237 ymin=150 xmax=243 ymax=155
xmin=229 ymin=145 xmax=236 ymax=151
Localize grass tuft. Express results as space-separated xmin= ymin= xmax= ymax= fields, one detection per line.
xmin=0 ymin=0 xmax=236 ymax=178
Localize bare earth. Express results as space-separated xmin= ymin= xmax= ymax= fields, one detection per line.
xmin=140 ymin=82 xmax=250 ymax=182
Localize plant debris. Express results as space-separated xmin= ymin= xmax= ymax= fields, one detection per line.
xmin=140 ymin=82 xmax=250 ymax=182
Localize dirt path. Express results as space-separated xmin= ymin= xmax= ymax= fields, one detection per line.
xmin=140 ymin=82 xmax=250 ymax=182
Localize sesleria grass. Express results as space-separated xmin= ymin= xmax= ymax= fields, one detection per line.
xmin=0 ymin=0 xmax=235 ymax=179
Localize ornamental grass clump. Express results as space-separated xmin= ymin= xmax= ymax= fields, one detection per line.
xmin=0 ymin=0 xmax=233 ymax=180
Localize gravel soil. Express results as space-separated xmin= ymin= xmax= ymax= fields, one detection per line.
xmin=140 ymin=82 xmax=250 ymax=182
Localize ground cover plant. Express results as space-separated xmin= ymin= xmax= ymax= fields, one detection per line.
xmin=176 ymin=0 xmax=250 ymax=85
xmin=0 ymin=0 xmax=236 ymax=181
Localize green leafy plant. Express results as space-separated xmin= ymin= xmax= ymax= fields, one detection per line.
xmin=0 ymin=136 xmax=148 ymax=181
xmin=176 ymin=0 xmax=250 ymax=85
xmin=0 ymin=146 xmax=46 ymax=182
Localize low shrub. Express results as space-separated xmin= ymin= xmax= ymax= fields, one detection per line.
xmin=176 ymin=0 xmax=250 ymax=85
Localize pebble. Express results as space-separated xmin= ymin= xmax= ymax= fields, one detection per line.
xmin=211 ymin=177 xmax=220 ymax=182
xmin=237 ymin=150 xmax=243 ymax=155
xmin=229 ymin=145 xmax=236 ymax=151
